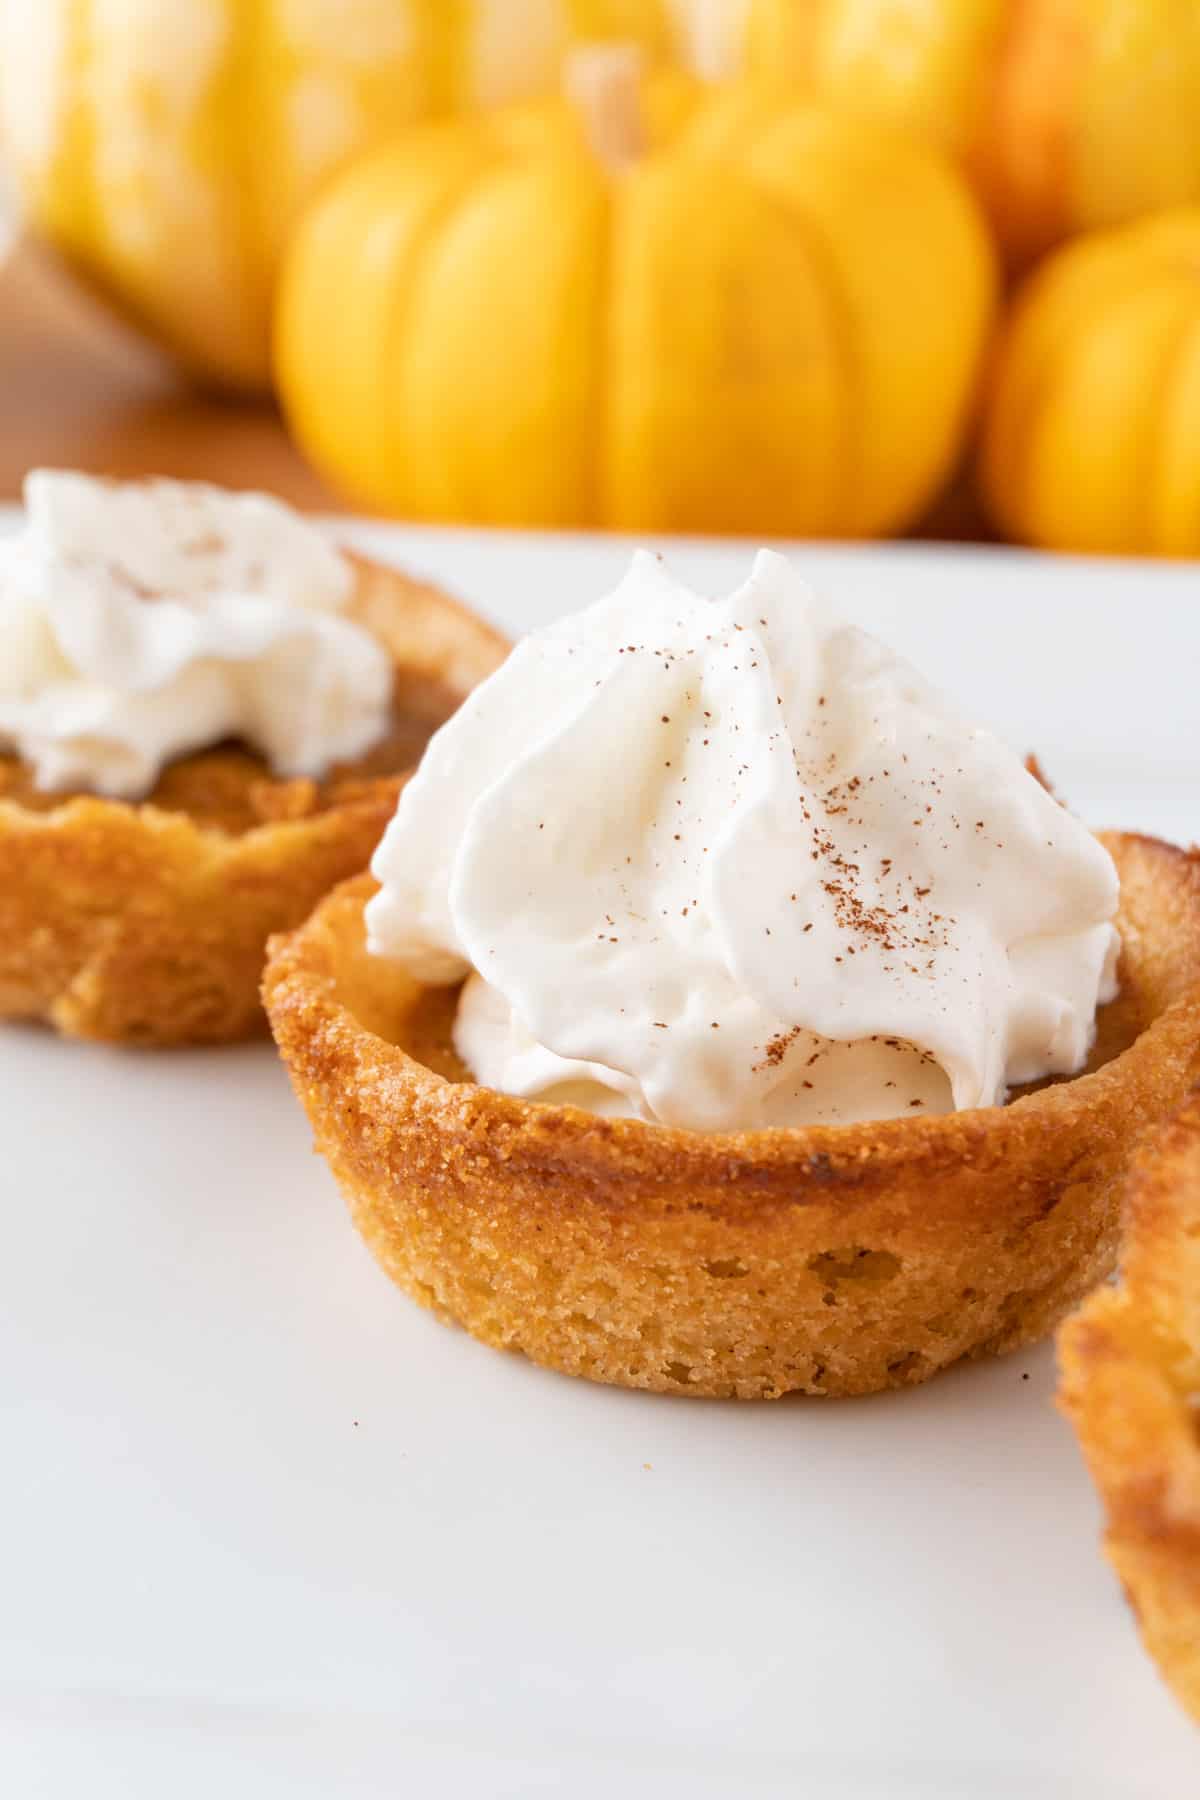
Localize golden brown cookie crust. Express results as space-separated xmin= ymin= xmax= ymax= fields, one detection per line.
xmin=0 ymin=553 xmax=509 ymax=1044
xmin=264 ymin=833 xmax=1200 ymax=1400
xmin=1058 ymin=1092 xmax=1200 ymax=1724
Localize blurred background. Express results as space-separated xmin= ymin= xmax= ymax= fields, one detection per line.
xmin=1 ymin=0 xmax=1198 ymax=557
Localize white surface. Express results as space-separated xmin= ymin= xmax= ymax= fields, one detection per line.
xmin=2 ymin=526 xmax=1198 ymax=1798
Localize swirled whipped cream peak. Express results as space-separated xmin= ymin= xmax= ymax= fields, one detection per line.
xmin=0 ymin=471 xmax=393 ymax=799
xmin=367 ymin=550 xmax=1120 ymax=1132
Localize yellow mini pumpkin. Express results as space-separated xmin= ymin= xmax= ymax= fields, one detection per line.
xmin=0 ymin=0 xmax=671 ymax=389
xmin=680 ymin=0 xmax=1200 ymax=266
xmin=981 ymin=208 xmax=1200 ymax=559
xmin=275 ymin=52 xmax=995 ymax=537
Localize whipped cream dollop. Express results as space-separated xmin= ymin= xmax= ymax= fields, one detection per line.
xmin=367 ymin=552 xmax=1120 ymax=1131
xmin=0 ymin=472 xmax=393 ymax=798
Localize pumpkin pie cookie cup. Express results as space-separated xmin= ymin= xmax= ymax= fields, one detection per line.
xmin=0 ymin=556 xmax=508 ymax=1046
xmin=265 ymin=832 xmax=1200 ymax=1400
xmin=1058 ymin=1091 xmax=1200 ymax=1723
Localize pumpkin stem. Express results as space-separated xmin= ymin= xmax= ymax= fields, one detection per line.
xmin=565 ymin=45 xmax=648 ymax=171
xmin=676 ymin=0 xmax=743 ymax=82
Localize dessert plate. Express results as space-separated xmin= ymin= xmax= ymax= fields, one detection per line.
xmin=2 ymin=520 xmax=1197 ymax=1799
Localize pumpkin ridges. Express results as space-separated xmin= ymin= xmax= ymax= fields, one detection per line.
xmin=1154 ymin=310 xmax=1200 ymax=558
xmin=278 ymin=74 xmax=993 ymax=535
xmin=23 ymin=0 xmax=180 ymax=363
xmin=678 ymin=88 xmax=996 ymax=535
xmin=1137 ymin=285 xmax=1200 ymax=559
xmin=275 ymin=127 xmax=499 ymax=511
xmin=614 ymin=85 xmax=853 ymax=535
xmin=373 ymin=137 xmax=508 ymax=516
xmin=660 ymin=89 xmax=873 ymax=538
xmin=733 ymin=0 xmax=1200 ymax=266
xmin=736 ymin=0 xmax=1014 ymax=166
xmin=1072 ymin=0 xmax=1200 ymax=237
xmin=810 ymin=0 xmax=1004 ymax=162
xmin=572 ymin=54 xmax=705 ymax=527
xmin=71 ymin=0 xmax=265 ymax=386
xmin=429 ymin=0 xmax=473 ymax=114
xmin=746 ymin=110 xmax=995 ymax=536
xmin=732 ymin=130 xmax=860 ymax=536
xmin=1020 ymin=279 xmax=1196 ymax=554
xmin=753 ymin=202 xmax=859 ymax=539
xmin=3 ymin=0 xmax=668 ymax=388
xmin=980 ymin=209 xmax=1200 ymax=555
xmin=980 ymin=235 xmax=1164 ymax=542
xmin=374 ymin=135 xmax=520 ymax=518
xmin=215 ymin=0 xmax=275 ymax=380
xmin=44 ymin=0 xmax=95 ymax=255
xmin=566 ymin=0 xmax=674 ymax=52
xmin=605 ymin=156 xmax=850 ymax=533
xmin=970 ymin=0 xmax=1084 ymax=264
xmin=255 ymin=2 xmax=443 ymax=270
xmin=394 ymin=146 xmax=610 ymax=524
xmin=587 ymin=161 xmax=619 ymax=532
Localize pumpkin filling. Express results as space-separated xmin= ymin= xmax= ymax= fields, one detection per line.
xmin=322 ymin=928 xmax=1146 ymax=1102
xmin=0 ymin=678 xmax=462 ymax=835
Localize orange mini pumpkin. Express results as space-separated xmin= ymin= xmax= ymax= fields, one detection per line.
xmin=981 ymin=208 xmax=1200 ymax=558
xmin=276 ymin=52 xmax=995 ymax=537
xmin=0 ymin=0 xmax=671 ymax=388
xmin=682 ymin=0 xmax=1200 ymax=265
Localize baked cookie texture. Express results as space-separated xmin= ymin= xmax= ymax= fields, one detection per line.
xmin=1059 ymin=1093 xmax=1200 ymax=1724
xmin=265 ymin=832 xmax=1200 ymax=1400
xmin=0 ymin=555 xmax=508 ymax=1045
